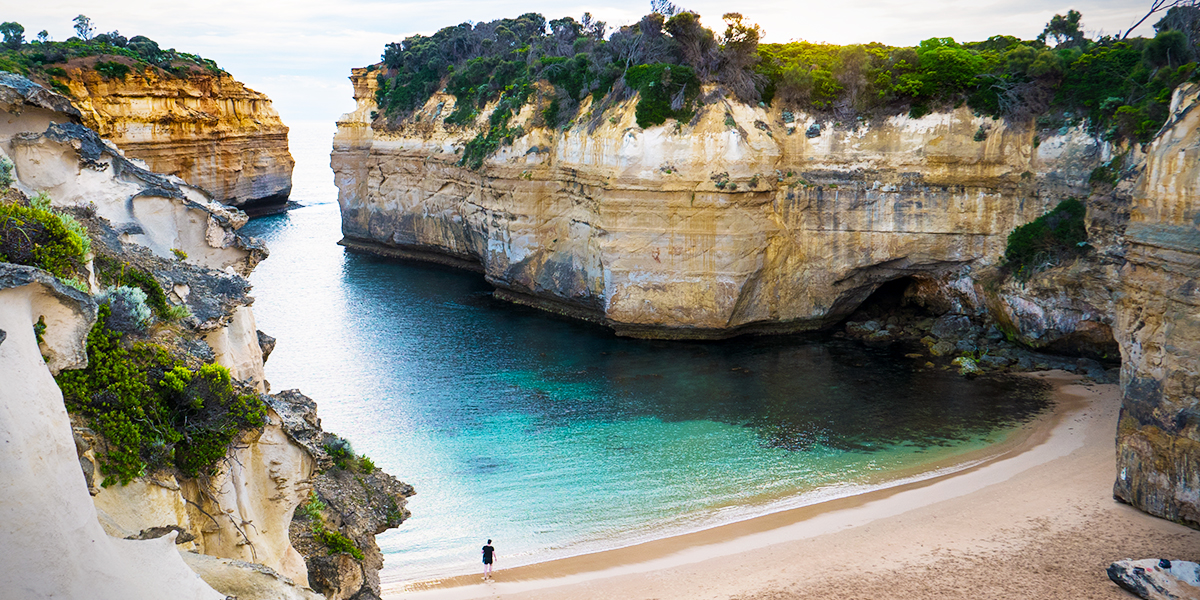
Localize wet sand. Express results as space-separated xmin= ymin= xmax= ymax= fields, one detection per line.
xmin=384 ymin=372 xmax=1200 ymax=599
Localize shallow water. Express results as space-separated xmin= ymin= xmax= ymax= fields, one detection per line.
xmin=242 ymin=122 xmax=1050 ymax=583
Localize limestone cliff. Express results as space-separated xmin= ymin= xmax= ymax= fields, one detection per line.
xmin=334 ymin=66 xmax=1200 ymax=530
xmin=59 ymin=61 xmax=294 ymax=215
xmin=1 ymin=74 xmax=411 ymax=599
xmin=334 ymin=67 xmax=1109 ymax=339
xmin=1113 ymin=83 xmax=1200 ymax=528
xmin=0 ymin=265 xmax=223 ymax=600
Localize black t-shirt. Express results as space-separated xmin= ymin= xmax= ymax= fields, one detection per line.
xmin=482 ymin=545 xmax=495 ymax=562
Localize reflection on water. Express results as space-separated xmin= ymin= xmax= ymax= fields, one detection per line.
xmin=240 ymin=124 xmax=1050 ymax=583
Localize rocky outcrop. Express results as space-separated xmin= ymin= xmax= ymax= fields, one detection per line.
xmin=61 ymin=63 xmax=294 ymax=215
xmin=335 ymin=66 xmax=1200 ymax=530
xmin=334 ymin=68 xmax=1109 ymax=340
xmin=6 ymin=120 xmax=267 ymax=276
xmin=1113 ymin=84 xmax=1200 ymax=529
xmin=1108 ymin=559 xmax=1200 ymax=600
xmin=1 ymin=73 xmax=411 ymax=598
xmin=278 ymin=390 xmax=415 ymax=600
xmin=0 ymin=263 xmax=223 ymax=600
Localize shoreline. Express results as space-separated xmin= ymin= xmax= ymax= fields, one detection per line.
xmin=381 ymin=371 xmax=1193 ymax=599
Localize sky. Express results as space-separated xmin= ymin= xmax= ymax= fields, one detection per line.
xmin=5 ymin=1 xmax=1157 ymax=124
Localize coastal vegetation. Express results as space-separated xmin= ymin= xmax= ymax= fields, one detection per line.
xmin=0 ymin=14 xmax=222 ymax=94
xmin=371 ymin=3 xmax=1200 ymax=169
xmin=0 ymin=190 xmax=90 ymax=288
xmin=1004 ymin=198 xmax=1090 ymax=278
xmin=0 ymin=181 xmax=266 ymax=486
xmin=296 ymin=492 xmax=365 ymax=560
xmin=56 ymin=302 xmax=267 ymax=485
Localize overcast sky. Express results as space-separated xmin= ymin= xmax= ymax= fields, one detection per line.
xmin=5 ymin=1 xmax=1156 ymax=124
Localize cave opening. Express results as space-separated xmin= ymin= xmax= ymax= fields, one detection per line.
xmin=845 ymin=276 xmax=942 ymax=325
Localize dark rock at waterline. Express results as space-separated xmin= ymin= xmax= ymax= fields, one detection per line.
xmin=979 ymin=354 xmax=1013 ymax=369
xmin=931 ymin=314 xmax=972 ymax=340
xmin=1107 ymin=558 xmax=1200 ymax=600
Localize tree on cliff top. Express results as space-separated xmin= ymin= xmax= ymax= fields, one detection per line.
xmin=1 ymin=22 xmax=24 ymax=50
xmin=73 ymin=15 xmax=94 ymax=41
xmin=0 ymin=17 xmax=222 ymax=85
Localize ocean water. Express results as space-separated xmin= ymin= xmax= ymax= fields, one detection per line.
xmin=242 ymin=121 xmax=1051 ymax=584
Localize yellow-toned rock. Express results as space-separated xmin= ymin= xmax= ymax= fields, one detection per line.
xmin=334 ymin=68 xmax=1109 ymax=339
xmin=1113 ymin=83 xmax=1200 ymax=529
xmin=62 ymin=64 xmax=293 ymax=214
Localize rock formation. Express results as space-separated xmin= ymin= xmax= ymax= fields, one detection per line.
xmin=334 ymin=68 xmax=1112 ymax=340
xmin=334 ymin=67 xmax=1200 ymax=529
xmin=1108 ymin=559 xmax=1200 ymax=600
xmin=0 ymin=265 xmax=222 ymax=600
xmin=1113 ymin=84 xmax=1200 ymax=529
xmin=59 ymin=62 xmax=294 ymax=215
xmin=1 ymin=73 xmax=410 ymax=599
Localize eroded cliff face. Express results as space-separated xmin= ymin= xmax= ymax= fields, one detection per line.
xmin=1113 ymin=84 xmax=1200 ymax=528
xmin=334 ymin=68 xmax=1109 ymax=339
xmin=1 ymin=74 xmax=411 ymax=599
xmin=61 ymin=62 xmax=294 ymax=214
xmin=0 ymin=265 xmax=224 ymax=600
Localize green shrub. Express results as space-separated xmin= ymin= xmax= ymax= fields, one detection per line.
xmin=1004 ymin=198 xmax=1088 ymax=273
xmin=171 ymin=248 xmax=188 ymax=261
xmin=0 ymin=193 xmax=90 ymax=280
xmin=624 ymin=63 xmax=700 ymax=128
xmin=359 ymin=455 xmax=376 ymax=472
xmin=97 ymin=286 xmax=154 ymax=333
xmin=93 ymin=60 xmax=129 ymax=79
xmin=0 ymin=156 xmax=12 ymax=187
xmin=298 ymin=491 xmax=327 ymax=521
xmin=313 ymin=523 xmax=364 ymax=560
xmin=33 ymin=315 xmax=46 ymax=344
xmin=56 ymin=304 xmax=267 ymax=484
xmin=93 ymin=256 xmax=172 ymax=317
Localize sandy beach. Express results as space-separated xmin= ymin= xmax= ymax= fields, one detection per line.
xmin=383 ymin=372 xmax=1200 ymax=599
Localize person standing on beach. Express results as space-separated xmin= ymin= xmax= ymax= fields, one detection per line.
xmin=482 ymin=539 xmax=496 ymax=579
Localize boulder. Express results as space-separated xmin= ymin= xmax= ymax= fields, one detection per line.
xmin=952 ymin=357 xmax=983 ymax=377
xmin=931 ymin=314 xmax=972 ymax=340
xmin=1107 ymin=559 xmax=1200 ymax=600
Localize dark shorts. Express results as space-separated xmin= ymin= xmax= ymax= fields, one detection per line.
xmin=483 ymin=558 xmax=493 ymax=565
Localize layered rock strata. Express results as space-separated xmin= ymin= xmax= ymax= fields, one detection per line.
xmin=1 ymin=74 xmax=411 ymax=598
xmin=335 ymin=67 xmax=1200 ymax=529
xmin=1113 ymin=84 xmax=1200 ymax=528
xmin=334 ymin=68 xmax=1108 ymax=339
xmin=61 ymin=63 xmax=294 ymax=214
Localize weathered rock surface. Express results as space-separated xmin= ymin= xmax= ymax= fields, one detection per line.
xmin=334 ymin=68 xmax=1108 ymax=339
xmin=1113 ymin=84 xmax=1200 ymax=529
xmin=181 ymin=552 xmax=325 ymax=600
xmin=61 ymin=63 xmax=294 ymax=214
xmin=1 ymin=73 xmax=412 ymax=598
xmin=1108 ymin=559 xmax=1200 ymax=600
xmin=0 ymin=264 xmax=222 ymax=599
xmin=278 ymin=389 xmax=415 ymax=600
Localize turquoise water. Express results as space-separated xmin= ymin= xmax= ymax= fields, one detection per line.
xmin=242 ymin=122 xmax=1050 ymax=584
